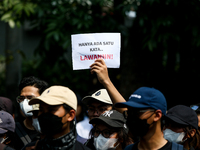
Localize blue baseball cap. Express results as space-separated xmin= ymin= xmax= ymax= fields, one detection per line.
xmin=115 ymin=87 xmax=167 ymax=115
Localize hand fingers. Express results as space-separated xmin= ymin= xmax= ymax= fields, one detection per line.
xmin=90 ymin=61 xmax=103 ymax=68
xmin=94 ymin=59 xmax=106 ymax=65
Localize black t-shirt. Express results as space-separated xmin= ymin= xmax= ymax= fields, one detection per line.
xmin=124 ymin=141 xmax=187 ymax=150
xmin=13 ymin=122 xmax=40 ymax=150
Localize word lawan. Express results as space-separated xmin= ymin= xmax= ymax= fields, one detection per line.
xmin=80 ymin=54 xmax=113 ymax=61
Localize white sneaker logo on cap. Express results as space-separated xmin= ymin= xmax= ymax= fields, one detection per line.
xmin=95 ymin=91 xmax=101 ymax=96
xmin=129 ymin=94 xmax=141 ymax=99
xmin=103 ymin=110 xmax=113 ymax=117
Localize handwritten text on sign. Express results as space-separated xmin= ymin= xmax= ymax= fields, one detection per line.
xmin=71 ymin=33 xmax=121 ymax=70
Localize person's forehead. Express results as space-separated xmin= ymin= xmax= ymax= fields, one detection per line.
xmin=20 ymin=86 xmax=40 ymax=96
xmin=88 ymin=101 xmax=111 ymax=108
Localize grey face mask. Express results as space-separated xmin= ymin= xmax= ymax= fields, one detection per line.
xmin=163 ymin=128 xmax=186 ymax=143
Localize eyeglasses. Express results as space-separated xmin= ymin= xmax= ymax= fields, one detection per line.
xmin=88 ymin=106 xmax=109 ymax=114
xmin=123 ymin=109 xmax=155 ymax=119
xmin=94 ymin=129 xmax=117 ymax=138
xmin=16 ymin=95 xmax=35 ymax=103
xmin=190 ymin=105 xmax=199 ymax=111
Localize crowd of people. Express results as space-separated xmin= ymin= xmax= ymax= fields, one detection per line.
xmin=0 ymin=58 xmax=200 ymax=150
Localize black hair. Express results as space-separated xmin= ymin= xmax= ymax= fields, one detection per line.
xmin=63 ymin=103 xmax=73 ymax=113
xmin=183 ymin=126 xmax=198 ymax=149
xmin=19 ymin=76 xmax=49 ymax=94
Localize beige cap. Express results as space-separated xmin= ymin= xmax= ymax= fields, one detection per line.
xmin=29 ymin=86 xmax=77 ymax=111
xmin=82 ymin=89 xmax=113 ymax=105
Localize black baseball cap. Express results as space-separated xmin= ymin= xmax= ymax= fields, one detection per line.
xmin=89 ymin=110 xmax=127 ymax=129
xmin=165 ymin=105 xmax=198 ymax=130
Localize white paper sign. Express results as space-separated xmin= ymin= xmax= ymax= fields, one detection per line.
xmin=71 ymin=33 xmax=121 ymax=70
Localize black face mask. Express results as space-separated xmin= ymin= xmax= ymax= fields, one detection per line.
xmin=126 ymin=112 xmax=154 ymax=138
xmin=38 ymin=113 xmax=65 ymax=135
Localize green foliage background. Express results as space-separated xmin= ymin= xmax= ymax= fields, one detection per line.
xmin=1 ymin=0 xmax=200 ymax=108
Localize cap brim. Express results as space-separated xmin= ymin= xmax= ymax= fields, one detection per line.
xmin=82 ymin=96 xmax=112 ymax=105
xmin=89 ymin=117 xmax=123 ymax=128
xmin=29 ymin=97 xmax=64 ymax=106
xmin=0 ymin=128 xmax=7 ymax=134
xmin=115 ymin=101 xmax=151 ymax=109
xmin=165 ymin=115 xmax=189 ymax=126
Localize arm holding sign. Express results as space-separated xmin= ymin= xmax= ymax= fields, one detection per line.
xmin=90 ymin=59 xmax=127 ymax=113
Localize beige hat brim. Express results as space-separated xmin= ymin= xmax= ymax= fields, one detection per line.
xmin=27 ymin=104 xmax=39 ymax=113
xmin=82 ymin=96 xmax=112 ymax=105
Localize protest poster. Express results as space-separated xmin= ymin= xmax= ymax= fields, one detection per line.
xmin=71 ymin=33 xmax=121 ymax=70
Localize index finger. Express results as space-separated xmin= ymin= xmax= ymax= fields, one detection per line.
xmin=94 ymin=59 xmax=106 ymax=65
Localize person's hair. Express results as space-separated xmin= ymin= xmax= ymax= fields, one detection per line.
xmin=89 ymin=122 xmax=133 ymax=149
xmin=19 ymin=76 xmax=49 ymax=94
xmin=63 ymin=104 xmax=73 ymax=113
xmin=184 ymin=126 xmax=199 ymax=149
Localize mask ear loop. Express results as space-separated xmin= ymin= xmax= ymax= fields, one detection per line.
xmin=1 ymin=136 xmax=8 ymax=144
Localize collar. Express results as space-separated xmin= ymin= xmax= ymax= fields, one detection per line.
xmin=37 ymin=130 xmax=76 ymax=150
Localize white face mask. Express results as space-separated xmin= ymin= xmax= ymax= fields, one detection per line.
xmin=32 ymin=118 xmax=41 ymax=133
xmin=163 ymin=128 xmax=186 ymax=143
xmin=20 ymin=99 xmax=33 ymax=117
xmin=94 ymin=134 xmax=118 ymax=150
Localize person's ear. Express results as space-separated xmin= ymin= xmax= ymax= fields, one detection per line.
xmin=186 ymin=129 xmax=196 ymax=138
xmin=67 ymin=109 xmax=76 ymax=122
xmin=153 ymin=110 xmax=162 ymax=122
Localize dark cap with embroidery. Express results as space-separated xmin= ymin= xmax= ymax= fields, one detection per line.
xmin=0 ymin=110 xmax=15 ymax=134
xmin=89 ymin=110 xmax=127 ymax=129
xmin=82 ymin=89 xmax=113 ymax=105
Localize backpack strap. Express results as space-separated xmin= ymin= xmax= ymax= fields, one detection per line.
xmin=171 ymin=142 xmax=184 ymax=150
xmin=15 ymin=122 xmax=32 ymax=146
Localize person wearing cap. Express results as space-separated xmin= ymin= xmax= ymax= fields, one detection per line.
xmin=0 ymin=110 xmax=16 ymax=149
xmin=28 ymin=85 xmax=91 ymax=150
xmin=76 ymin=89 xmax=113 ymax=144
xmin=14 ymin=76 xmax=49 ymax=150
xmin=0 ymin=97 xmax=14 ymax=118
xmin=114 ymin=87 xmax=186 ymax=150
xmin=163 ymin=105 xmax=199 ymax=150
xmin=85 ymin=110 xmax=133 ymax=150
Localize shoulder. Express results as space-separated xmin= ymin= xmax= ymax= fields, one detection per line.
xmin=159 ymin=141 xmax=186 ymax=150
xmin=124 ymin=142 xmax=139 ymax=150
xmin=74 ymin=141 xmax=91 ymax=150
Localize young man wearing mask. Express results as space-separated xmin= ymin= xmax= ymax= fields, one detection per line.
xmin=76 ymin=89 xmax=113 ymax=144
xmin=115 ymin=87 xmax=186 ymax=150
xmin=15 ymin=76 xmax=48 ymax=149
xmin=29 ymin=85 xmax=91 ymax=150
